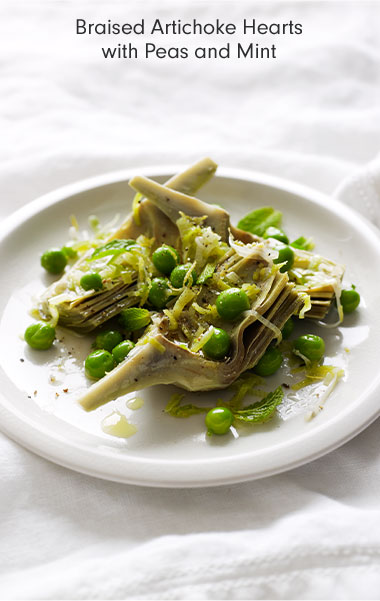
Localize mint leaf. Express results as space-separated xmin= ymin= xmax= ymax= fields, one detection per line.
xmin=233 ymin=386 xmax=283 ymax=423
xmin=220 ymin=372 xmax=263 ymax=412
xmin=237 ymin=207 xmax=282 ymax=237
xmin=165 ymin=393 xmax=211 ymax=418
xmin=165 ymin=382 xmax=283 ymax=428
xmin=197 ymin=263 xmax=216 ymax=285
xmin=119 ymin=308 xmax=151 ymax=331
xmin=90 ymin=239 xmax=137 ymax=260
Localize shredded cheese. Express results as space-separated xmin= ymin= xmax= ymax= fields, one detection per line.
xmin=191 ymin=326 xmax=215 ymax=353
xmin=292 ymin=348 xmax=311 ymax=368
xmin=172 ymin=288 xmax=196 ymax=320
xmin=192 ymin=302 xmax=209 ymax=315
xmin=164 ymin=288 xmax=196 ymax=331
xmin=229 ymin=236 xmax=275 ymax=263
xmin=248 ymin=309 xmax=283 ymax=343
xmin=304 ymin=367 xmax=344 ymax=420
xmin=163 ymin=308 xmax=178 ymax=331
xmin=317 ymin=279 xmax=344 ymax=328
xmin=298 ymin=292 xmax=312 ymax=319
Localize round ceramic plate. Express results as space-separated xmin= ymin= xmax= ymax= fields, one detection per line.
xmin=0 ymin=166 xmax=379 ymax=487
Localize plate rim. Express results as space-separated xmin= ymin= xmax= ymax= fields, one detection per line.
xmin=0 ymin=165 xmax=379 ymax=487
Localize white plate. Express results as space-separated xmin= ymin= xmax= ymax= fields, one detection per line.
xmin=0 ymin=166 xmax=379 ymax=487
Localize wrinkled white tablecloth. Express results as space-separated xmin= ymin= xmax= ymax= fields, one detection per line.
xmin=1 ymin=1 xmax=380 ymax=599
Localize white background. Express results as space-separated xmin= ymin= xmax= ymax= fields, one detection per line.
xmin=1 ymin=1 xmax=380 ymax=599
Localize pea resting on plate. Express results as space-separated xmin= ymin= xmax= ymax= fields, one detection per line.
xmin=293 ymin=335 xmax=325 ymax=363
xmin=340 ymin=287 xmax=360 ymax=314
xmin=24 ymin=322 xmax=56 ymax=350
xmin=40 ymin=249 xmax=67 ymax=275
xmin=85 ymin=350 xmax=115 ymax=380
xmin=95 ymin=330 xmax=123 ymax=353
xmin=205 ymin=407 xmax=234 ymax=435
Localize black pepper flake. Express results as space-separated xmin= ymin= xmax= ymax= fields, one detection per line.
xmin=173 ymin=356 xmax=177 ymax=360
xmin=27 ymin=395 xmax=31 ymax=399
xmin=20 ymin=358 xmax=24 ymax=362
xmin=282 ymin=383 xmax=290 ymax=389
xmin=134 ymin=378 xmax=138 ymax=382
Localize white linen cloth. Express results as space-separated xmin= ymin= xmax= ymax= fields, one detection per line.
xmin=1 ymin=1 xmax=380 ymax=599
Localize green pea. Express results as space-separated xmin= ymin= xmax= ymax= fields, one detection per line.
xmin=216 ymin=288 xmax=250 ymax=321
xmin=203 ymin=328 xmax=231 ymax=360
xmin=293 ymin=334 xmax=325 ymax=362
xmin=40 ymin=249 xmax=67 ymax=275
xmin=80 ymin=272 xmax=103 ymax=291
xmin=152 ymin=245 xmax=180 ymax=275
xmin=253 ymin=346 xmax=283 ymax=377
xmin=24 ymin=322 xmax=55 ymax=350
xmin=85 ymin=349 xmax=115 ymax=380
xmin=264 ymin=227 xmax=289 ymax=244
xmin=95 ymin=330 xmax=123 ymax=352
xmin=170 ymin=264 xmax=197 ymax=288
xmin=273 ymin=244 xmax=294 ymax=273
xmin=281 ymin=317 xmax=294 ymax=340
xmin=148 ymin=277 xmax=171 ymax=309
xmin=205 ymin=407 xmax=234 ymax=435
xmin=340 ymin=288 xmax=360 ymax=314
xmin=112 ymin=340 xmax=135 ymax=364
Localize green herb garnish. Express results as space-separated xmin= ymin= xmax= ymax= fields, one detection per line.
xmin=164 ymin=382 xmax=283 ymax=428
xmin=233 ymin=386 xmax=283 ymax=423
xmin=119 ymin=307 xmax=151 ymax=331
xmin=90 ymin=239 xmax=137 ymax=260
xmin=197 ymin=263 xmax=216 ymax=285
xmin=237 ymin=207 xmax=282 ymax=237
xmin=165 ymin=394 xmax=211 ymax=418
